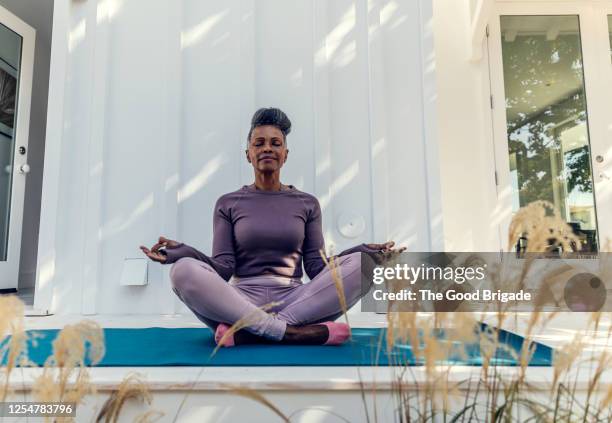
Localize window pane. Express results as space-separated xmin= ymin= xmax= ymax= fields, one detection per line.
xmin=500 ymin=15 xmax=598 ymax=252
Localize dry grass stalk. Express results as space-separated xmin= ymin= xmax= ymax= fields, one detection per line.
xmin=478 ymin=324 xmax=499 ymax=381
xmin=447 ymin=312 xmax=479 ymax=346
xmin=134 ymin=409 xmax=165 ymax=423
xmin=386 ymin=312 xmax=419 ymax=358
xmin=382 ymin=201 xmax=611 ymax=420
xmin=551 ymin=334 xmax=584 ymax=391
xmin=584 ymin=352 xmax=612 ymax=412
xmin=320 ymin=250 xmax=350 ymax=329
xmin=176 ymin=301 xmax=285 ymax=421
xmin=227 ymin=386 xmax=290 ymax=422
xmin=5 ymin=199 xmax=612 ymax=421
xmin=95 ymin=372 xmax=155 ymax=423
xmin=386 ymin=311 xmax=469 ymax=417
xmin=600 ymin=383 xmax=612 ymax=410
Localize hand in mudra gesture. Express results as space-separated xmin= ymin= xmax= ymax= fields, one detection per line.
xmin=140 ymin=236 xmax=181 ymax=263
xmin=364 ymin=241 xmax=406 ymax=264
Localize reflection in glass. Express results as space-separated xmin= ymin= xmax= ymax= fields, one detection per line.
xmin=0 ymin=23 xmax=21 ymax=261
xmin=500 ymin=16 xmax=598 ymax=252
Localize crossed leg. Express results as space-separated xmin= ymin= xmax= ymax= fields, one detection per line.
xmin=275 ymin=252 xmax=364 ymax=325
xmin=169 ymin=257 xmax=287 ymax=341
xmin=169 ymin=252 xmax=366 ymax=343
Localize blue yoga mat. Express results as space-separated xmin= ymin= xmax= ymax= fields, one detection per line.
xmin=2 ymin=324 xmax=552 ymax=367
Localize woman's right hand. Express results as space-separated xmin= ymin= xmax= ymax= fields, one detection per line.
xmin=140 ymin=236 xmax=181 ymax=263
xmin=364 ymin=241 xmax=406 ymax=265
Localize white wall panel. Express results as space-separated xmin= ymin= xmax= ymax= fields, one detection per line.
xmin=382 ymin=0 xmax=434 ymax=251
xmin=253 ymin=0 xmax=316 ymax=194
xmin=49 ymin=0 xmax=92 ymax=313
xmin=326 ymin=0 xmax=374 ymax=252
xmin=36 ymin=0 xmax=440 ymax=314
xmin=432 ymin=0 xmax=499 ymax=251
xmin=97 ymin=1 xmax=178 ymax=314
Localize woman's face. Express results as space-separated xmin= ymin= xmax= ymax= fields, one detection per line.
xmin=246 ymin=125 xmax=289 ymax=173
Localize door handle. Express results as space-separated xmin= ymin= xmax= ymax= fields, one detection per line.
xmin=19 ymin=164 xmax=30 ymax=174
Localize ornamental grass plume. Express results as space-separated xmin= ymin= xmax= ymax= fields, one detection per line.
xmin=45 ymin=320 xmax=105 ymax=369
xmin=381 ymin=201 xmax=612 ymax=421
xmin=23 ymin=318 xmax=158 ymax=423
xmin=507 ymin=200 xmax=579 ymax=252
xmin=31 ymin=320 xmax=105 ymax=423
xmin=0 ymin=295 xmax=31 ymax=402
xmin=3 ymin=200 xmax=612 ymax=421
xmin=3 ymin=313 xmax=106 ymax=422
xmin=96 ymin=372 xmax=158 ymax=423
xmin=385 ymin=311 xmax=419 ymax=353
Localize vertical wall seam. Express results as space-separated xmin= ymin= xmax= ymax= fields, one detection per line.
xmin=81 ymin=0 xmax=110 ymax=314
xmin=416 ymin=0 xmax=443 ymax=251
xmin=365 ymin=0 xmax=390 ymax=243
xmin=163 ymin=0 xmax=182 ymax=315
xmin=313 ymin=0 xmax=334 ymax=253
xmin=79 ymin=0 xmax=97 ymax=314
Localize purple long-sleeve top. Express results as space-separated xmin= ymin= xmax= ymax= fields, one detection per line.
xmin=162 ymin=184 xmax=377 ymax=281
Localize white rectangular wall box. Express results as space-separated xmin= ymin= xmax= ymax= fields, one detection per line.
xmin=119 ymin=258 xmax=148 ymax=286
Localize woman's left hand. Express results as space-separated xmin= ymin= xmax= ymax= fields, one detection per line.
xmin=365 ymin=241 xmax=406 ymax=254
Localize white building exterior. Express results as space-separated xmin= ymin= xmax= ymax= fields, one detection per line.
xmin=32 ymin=0 xmax=441 ymax=315
xmin=0 ymin=0 xmax=611 ymax=314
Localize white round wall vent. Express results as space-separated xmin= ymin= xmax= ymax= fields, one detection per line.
xmin=337 ymin=212 xmax=366 ymax=238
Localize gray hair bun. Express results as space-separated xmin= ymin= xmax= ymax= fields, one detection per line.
xmin=248 ymin=107 xmax=292 ymax=140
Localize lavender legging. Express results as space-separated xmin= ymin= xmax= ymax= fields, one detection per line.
xmin=169 ymin=252 xmax=363 ymax=341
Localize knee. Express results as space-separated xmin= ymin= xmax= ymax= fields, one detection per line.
xmin=169 ymin=257 xmax=202 ymax=292
xmin=339 ymin=251 xmax=361 ymax=264
xmin=335 ymin=252 xmax=363 ymax=293
xmin=338 ymin=252 xmax=361 ymax=278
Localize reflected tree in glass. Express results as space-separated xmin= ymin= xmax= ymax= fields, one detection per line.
xmin=501 ymin=16 xmax=598 ymax=252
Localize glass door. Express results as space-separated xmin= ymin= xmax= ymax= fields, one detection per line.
xmin=501 ymin=15 xmax=598 ymax=252
xmin=0 ymin=7 xmax=34 ymax=292
xmin=488 ymin=2 xmax=612 ymax=252
xmin=0 ymin=22 xmax=22 ymax=262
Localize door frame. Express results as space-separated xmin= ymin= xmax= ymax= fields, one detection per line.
xmin=592 ymin=4 xmax=612 ymax=251
xmin=0 ymin=6 xmax=35 ymax=290
xmin=487 ymin=0 xmax=612 ymax=252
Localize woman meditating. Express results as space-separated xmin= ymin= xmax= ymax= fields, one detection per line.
xmin=140 ymin=108 xmax=405 ymax=347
